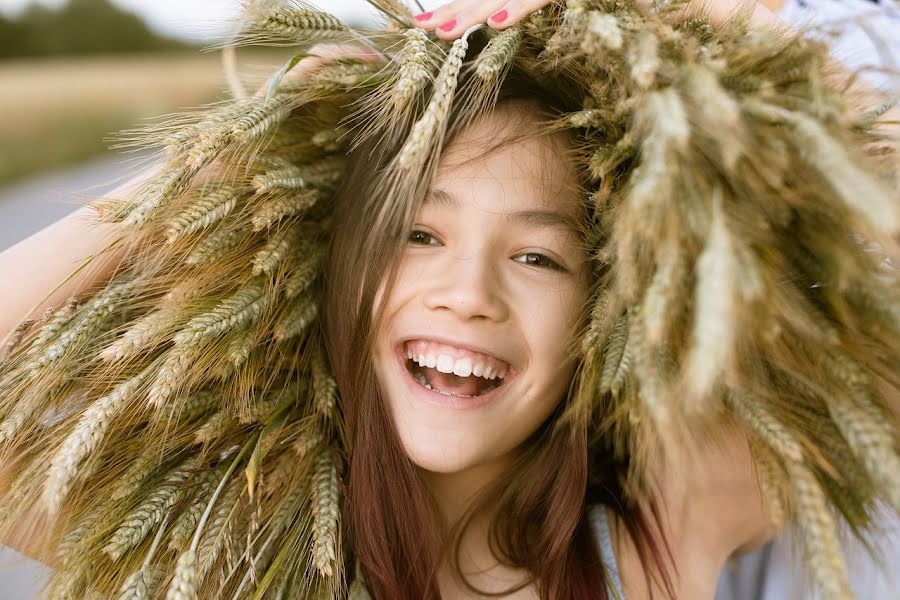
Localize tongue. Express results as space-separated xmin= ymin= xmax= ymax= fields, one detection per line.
xmin=423 ymin=366 xmax=481 ymax=396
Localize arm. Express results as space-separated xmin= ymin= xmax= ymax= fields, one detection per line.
xmin=0 ymin=205 xmax=127 ymax=355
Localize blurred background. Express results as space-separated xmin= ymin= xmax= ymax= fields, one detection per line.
xmin=0 ymin=0 xmax=397 ymax=249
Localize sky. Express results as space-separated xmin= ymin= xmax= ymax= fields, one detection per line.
xmin=0 ymin=0 xmax=445 ymax=42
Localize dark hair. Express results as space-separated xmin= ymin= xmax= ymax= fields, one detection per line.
xmin=321 ymin=42 xmax=671 ymax=599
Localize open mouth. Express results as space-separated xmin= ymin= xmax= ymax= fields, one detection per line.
xmin=398 ymin=341 xmax=512 ymax=399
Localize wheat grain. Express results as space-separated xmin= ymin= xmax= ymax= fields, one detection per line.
xmin=43 ymin=369 xmax=148 ymax=515
xmin=111 ymin=454 xmax=164 ymax=501
xmin=392 ymin=28 xmax=431 ymax=110
xmin=397 ymin=33 xmax=470 ymax=170
xmin=252 ymin=228 xmax=301 ymax=276
xmin=312 ymin=347 xmax=338 ymax=418
xmin=99 ymin=308 xmax=180 ymax=363
xmin=475 ymin=27 xmax=522 ymax=80
xmin=103 ymin=461 xmax=195 ymax=562
xmin=826 ymin=394 xmax=900 ymax=512
xmin=124 ymin=165 xmax=193 ymax=229
xmin=185 ymin=228 xmax=243 ymax=266
xmin=787 ymin=462 xmax=854 ymax=600
xmin=174 ymin=284 xmax=266 ymax=345
xmin=257 ymin=4 xmax=346 ymax=42
xmin=274 ymin=296 xmax=318 ymax=342
xmin=582 ymin=12 xmax=623 ymax=54
xmin=311 ymin=447 xmax=340 ymax=577
xmin=157 ymin=389 xmax=219 ymax=424
xmin=284 ymin=246 xmax=324 ymax=298
xmin=193 ymin=411 xmax=237 ymax=445
xmin=599 ymin=312 xmax=631 ymax=398
xmin=251 ymin=189 xmax=319 ymax=231
xmin=252 ymin=166 xmax=308 ymax=195
xmin=165 ymin=186 xmax=243 ymax=243
xmin=628 ymin=29 xmax=659 ymax=90
xmin=725 ymin=390 xmax=804 ymax=463
xmin=685 ymin=190 xmax=738 ymax=404
xmin=165 ymin=548 xmax=198 ymax=600
xmin=232 ymin=95 xmax=292 ymax=143
xmin=292 ymin=429 xmax=323 ymax=459
xmin=147 ymin=343 xmax=196 ymax=410
xmin=744 ymin=100 xmax=899 ymax=233
xmin=169 ymin=472 xmax=220 ymax=552
xmin=25 ymin=298 xmax=79 ymax=357
xmin=116 ymin=566 xmax=153 ymax=600
xmin=37 ymin=283 xmax=130 ymax=366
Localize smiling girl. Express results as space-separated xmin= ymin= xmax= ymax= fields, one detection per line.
xmin=0 ymin=1 xmax=897 ymax=599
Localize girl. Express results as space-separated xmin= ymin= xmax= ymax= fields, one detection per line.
xmin=0 ymin=1 xmax=897 ymax=599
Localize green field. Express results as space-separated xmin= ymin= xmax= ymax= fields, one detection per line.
xmin=0 ymin=51 xmax=291 ymax=184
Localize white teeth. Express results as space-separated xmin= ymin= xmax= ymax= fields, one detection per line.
xmin=452 ymin=357 xmax=472 ymax=377
xmin=436 ymin=354 xmax=455 ymax=374
xmin=405 ymin=343 xmax=507 ymax=382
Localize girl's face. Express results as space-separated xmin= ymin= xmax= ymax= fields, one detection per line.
xmin=372 ymin=105 xmax=592 ymax=476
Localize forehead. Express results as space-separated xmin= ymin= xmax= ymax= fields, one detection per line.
xmin=433 ymin=105 xmax=581 ymax=217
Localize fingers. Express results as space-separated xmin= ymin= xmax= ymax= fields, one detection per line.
xmin=413 ymin=0 xmax=499 ymax=40
xmin=414 ymin=0 xmax=506 ymax=40
xmin=482 ymin=0 xmax=555 ymax=31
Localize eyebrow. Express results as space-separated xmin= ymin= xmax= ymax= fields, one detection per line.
xmin=423 ymin=188 xmax=581 ymax=233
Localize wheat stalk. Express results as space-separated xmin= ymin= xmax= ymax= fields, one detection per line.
xmin=252 ymin=228 xmax=301 ymax=276
xmin=311 ymin=447 xmax=340 ymax=577
xmin=396 ymin=31 xmax=472 ymax=170
xmin=165 ymin=185 xmax=244 ymax=243
xmin=251 ymin=189 xmax=320 ymax=231
xmin=185 ymin=228 xmax=244 ymax=266
xmin=683 ymin=189 xmax=738 ymax=406
xmin=598 ymin=312 xmax=631 ymax=398
xmin=274 ymin=295 xmax=318 ymax=342
xmin=475 ymin=27 xmax=522 ymax=80
xmin=103 ymin=460 xmax=195 ymax=562
xmin=787 ymin=461 xmax=855 ymax=600
xmin=43 ymin=368 xmax=149 ymax=515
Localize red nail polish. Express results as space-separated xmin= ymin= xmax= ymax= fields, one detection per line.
xmin=438 ymin=19 xmax=457 ymax=31
xmin=490 ymin=9 xmax=509 ymax=23
xmin=414 ymin=11 xmax=433 ymax=21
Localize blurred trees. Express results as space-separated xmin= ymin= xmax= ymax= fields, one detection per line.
xmin=0 ymin=0 xmax=192 ymax=59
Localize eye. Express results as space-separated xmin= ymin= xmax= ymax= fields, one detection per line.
xmin=513 ymin=252 xmax=565 ymax=272
xmin=408 ymin=229 xmax=441 ymax=246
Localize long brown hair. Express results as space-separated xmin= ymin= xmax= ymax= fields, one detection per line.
xmin=321 ymin=48 xmax=671 ymax=599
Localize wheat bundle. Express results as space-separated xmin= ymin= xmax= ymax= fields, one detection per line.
xmin=0 ymin=1 xmax=897 ymax=598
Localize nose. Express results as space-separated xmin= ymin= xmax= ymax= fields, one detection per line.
xmin=421 ymin=248 xmax=509 ymax=323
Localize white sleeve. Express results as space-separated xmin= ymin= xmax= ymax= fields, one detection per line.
xmin=716 ymin=511 xmax=900 ymax=600
xmin=778 ymin=0 xmax=900 ymax=93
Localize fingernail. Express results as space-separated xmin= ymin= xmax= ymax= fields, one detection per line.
xmin=438 ymin=19 xmax=457 ymax=31
xmin=414 ymin=12 xmax=433 ymax=21
xmin=490 ymin=9 xmax=509 ymax=23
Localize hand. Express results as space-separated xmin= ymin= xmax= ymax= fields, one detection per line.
xmin=412 ymin=0 xmax=781 ymax=40
xmin=411 ymin=0 xmax=552 ymax=40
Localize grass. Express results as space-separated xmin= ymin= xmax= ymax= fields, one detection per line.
xmin=0 ymin=50 xmax=292 ymax=185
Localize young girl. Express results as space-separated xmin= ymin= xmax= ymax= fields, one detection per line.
xmin=0 ymin=1 xmax=897 ymax=599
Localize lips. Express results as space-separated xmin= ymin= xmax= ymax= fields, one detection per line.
xmin=396 ymin=339 xmax=516 ymax=409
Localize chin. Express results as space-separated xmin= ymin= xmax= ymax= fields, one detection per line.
xmin=393 ymin=418 xmax=486 ymax=474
